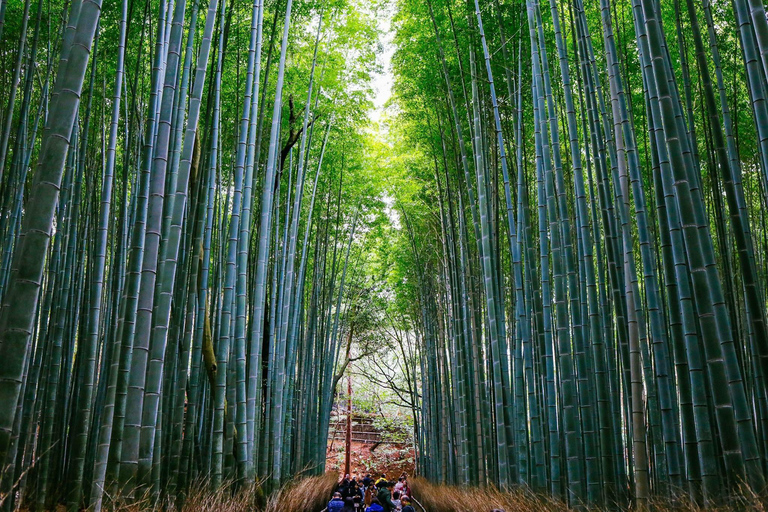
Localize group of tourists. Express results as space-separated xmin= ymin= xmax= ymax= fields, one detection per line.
xmin=327 ymin=473 xmax=414 ymax=512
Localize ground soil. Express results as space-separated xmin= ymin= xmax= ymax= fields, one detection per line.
xmin=325 ymin=439 xmax=415 ymax=481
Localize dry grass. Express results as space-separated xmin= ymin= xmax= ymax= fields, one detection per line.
xmin=71 ymin=479 xmax=264 ymax=512
xmin=645 ymin=484 xmax=767 ymax=512
xmin=19 ymin=473 xmax=766 ymax=511
xmin=178 ymin=479 xmax=263 ymax=512
xmin=101 ymin=472 xmax=337 ymax=512
xmin=264 ymin=472 xmax=338 ymax=512
xmin=23 ymin=473 xmax=336 ymax=511
xmin=410 ymin=477 xmax=568 ymax=512
xmin=409 ymin=477 xmax=768 ymax=512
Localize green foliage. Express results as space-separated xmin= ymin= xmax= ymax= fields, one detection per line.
xmin=4 ymin=0 xmax=768 ymax=508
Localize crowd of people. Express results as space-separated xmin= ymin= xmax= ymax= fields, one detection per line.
xmin=326 ymin=473 xmax=414 ymax=512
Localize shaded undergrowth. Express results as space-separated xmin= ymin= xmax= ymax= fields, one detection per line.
xmin=13 ymin=472 xmax=337 ymax=511
xmin=409 ymin=476 xmax=768 ymax=512
xmin=20 ymin=473 xmax=767 ymax=510
xmin=264 ymin=472 xmax=338 ymax=512
xmin=410 ymin=476 xmax=568 ymax=512
xmin=165 ymin=472 xmax=336 ymax=512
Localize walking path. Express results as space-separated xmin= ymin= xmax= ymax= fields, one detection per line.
xmin=320 ymin=496 xmax=424 ymax=512
xmin=320 ymin=475 xmax=424 ymax=512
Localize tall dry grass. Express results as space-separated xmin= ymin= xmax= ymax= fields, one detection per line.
xmin=178 ymin=479 xmax=261 ymax=512
xmin=16 ymin=472 xmax=337 ymax=511
xmin=22 ymin=473 xmax=768 ymax=511
xmin=409 ymin=477 xmax=767 ymax=512
xmin=158 ymin=472 xmax=336 ymax=512
xmin=264 ymin=472 xmax=339 ymax=512
xmin=14 ymin=473 xmax=766 ymax=511
xmin=64 ymin=479 xmax=264 ymax=512
xmin=410 ymin=477 xmax=568 ymax=512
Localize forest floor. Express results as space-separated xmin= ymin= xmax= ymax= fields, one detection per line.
xmin=325 ymin=439 xmax=415 ymax=480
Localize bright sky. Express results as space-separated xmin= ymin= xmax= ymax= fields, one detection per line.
xmin=370 ymin=2 xmax=396 ymax=124
xmin=366 ymin=1 xmax=401 ymax=230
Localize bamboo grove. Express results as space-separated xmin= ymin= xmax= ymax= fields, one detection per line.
xmin=5 ymin=0 xmax=768 ymax=507
xmin=386 ymin=0 xmax=768 ymax=507
xmin=0 ymin=0 xmax=388 ymax=509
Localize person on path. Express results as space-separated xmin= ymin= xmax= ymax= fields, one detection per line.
xmin=401 ymin=479 xmax=411 ymax=498
xmin=394 ymin=477 xmax=405 ymax=495
xmin=341 ymin=497 xmax=356 ymax=512
xmin=362 ymin=472 xmax=373 ymax=496
xmin=377 ymin=481 xmax=396 ymax=512
xmin=391 ymin=491 xmax=402 ymax=511
xmin=364 ymin=483 xmax=376 ymax=507
xmin=343 ymin=479 xmax=363 ymax=501
xmin=375 ymin=473 xmax=387 ymax=486
xmin=366 ymin=498 xmax=385 ymax=512
xmin=351 ymin=481 xmax=364 ymax=508
xmin=400 ymin=496 xmax=415 ymax=512
xmin=327 ymin=492 xmax=345 ymax=512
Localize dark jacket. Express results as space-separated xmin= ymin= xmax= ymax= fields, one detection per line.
xmin=402 ymin=506 xmax=415 ymax=512
xmin=363 ymin=476 xmax=373 ymax=487
xmin=327 ymin=498 xmax=344 ymax=512
xmin=342 ymin=485 xmax=363 ymax=500
xmin=377 ymin=488 xmax=395 ymax=512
